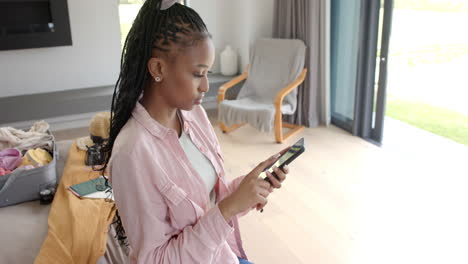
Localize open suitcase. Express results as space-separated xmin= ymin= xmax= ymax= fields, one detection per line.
xmin=0 ymin=133 xmax=58 ymax=207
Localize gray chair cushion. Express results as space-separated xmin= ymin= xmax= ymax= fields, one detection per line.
xmin=218 ymin=38 xmax=306 ymax=133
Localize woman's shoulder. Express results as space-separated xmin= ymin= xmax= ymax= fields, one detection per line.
xmin=109 ymin=118 xmax=161 ymax=184
xmin=111 ymin=118 xmax=154 ymax=160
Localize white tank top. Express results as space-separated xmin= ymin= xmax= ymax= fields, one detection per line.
xmin=177 ymin=110 xmax=217 ymax=209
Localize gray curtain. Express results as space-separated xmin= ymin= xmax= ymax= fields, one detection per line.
xmin=273 ymin=0 xmax=331 ymax=127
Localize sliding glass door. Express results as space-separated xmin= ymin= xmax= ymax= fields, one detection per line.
xmin=331 ymin=0 xmax=394 ymax=145
xmin=330 ymin=0 xmax=361 ymax=131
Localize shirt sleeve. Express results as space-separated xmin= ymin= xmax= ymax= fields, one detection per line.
xmin=110 ymin=149 xmax=235 ymax=264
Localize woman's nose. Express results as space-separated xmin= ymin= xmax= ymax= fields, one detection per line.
xmin=199 ymin=76 xmax=209 ymax=93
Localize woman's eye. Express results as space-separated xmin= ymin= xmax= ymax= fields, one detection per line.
xmin=194 ymin=71 xmax=212 ymax=78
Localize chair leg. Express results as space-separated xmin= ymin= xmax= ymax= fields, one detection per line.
xmin=282 ymin=122 xmax=304 ymax=142
xmin=275 ymin=112 xmax=304 ymax=143
xmin=219 ymin=122 xmax=246 ymax=133
xmin=274 ymin=111 xmax=284 ymax=143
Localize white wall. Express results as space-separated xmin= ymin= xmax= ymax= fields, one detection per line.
xmin=190 ymin=0 xmax=274 ymax=73
xmin=0 ymin=0 xmax=121 ymax=98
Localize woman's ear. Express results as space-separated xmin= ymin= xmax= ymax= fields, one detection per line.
xmin=148 ymin=57 xmax=165 ymax=82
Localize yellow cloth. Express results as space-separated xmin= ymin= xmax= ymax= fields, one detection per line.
xmin=21 ymin=148 xmax=53 ymax=167
xmin=35 ymin=143 xmax=116 ymax=264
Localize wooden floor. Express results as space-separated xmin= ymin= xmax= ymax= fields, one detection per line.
xmin=210 ymin=112 xmax=468 ymax=264
xmin=54 ymin=110 xmax=468 ymax=264
xmin=216 ymin=122 xmax=372 ymax=264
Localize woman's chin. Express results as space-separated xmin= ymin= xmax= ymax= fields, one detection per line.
xmin=179 ymin=100 xmax=202 ymax=111
xmin=180 ymin=104 xmax=196 ymax=111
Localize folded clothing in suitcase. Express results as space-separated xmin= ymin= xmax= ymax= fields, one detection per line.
xmin=0 ymin=131 xmax=58 ymax=208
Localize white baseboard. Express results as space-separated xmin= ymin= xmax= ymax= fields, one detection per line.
xmin=2 ymin=111 xmax=100 ymax=132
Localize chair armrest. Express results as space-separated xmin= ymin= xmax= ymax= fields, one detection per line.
xmin=274 ymin=68 xmax=308 ymax=110
xmin=217 ymin=65 xmax=249 ymax=103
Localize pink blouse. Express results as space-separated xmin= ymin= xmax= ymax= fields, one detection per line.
xmin=109 ymin=102 xmax=251 ymax=264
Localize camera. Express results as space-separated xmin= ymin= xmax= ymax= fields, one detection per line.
xmin=85 ymin=144 xmax=106 ymax=166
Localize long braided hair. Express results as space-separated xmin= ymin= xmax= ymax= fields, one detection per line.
xmin=100 ymin=0 xmax=211 ymax=247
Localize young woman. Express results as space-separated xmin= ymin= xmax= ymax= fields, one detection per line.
xmin=102 ymin=1 xmax=290 ymax=263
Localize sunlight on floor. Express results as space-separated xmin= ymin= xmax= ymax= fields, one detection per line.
xmin=217 ymin=119 xmax=468 ymax=263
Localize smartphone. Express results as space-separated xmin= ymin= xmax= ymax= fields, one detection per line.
xmin=260 ymin=137 xmax=305 ymax=183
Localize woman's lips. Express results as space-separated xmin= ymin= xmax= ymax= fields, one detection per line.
xmin=194 ymin=96 xmax=204 ymax=104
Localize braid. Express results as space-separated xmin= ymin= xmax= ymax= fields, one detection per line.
xmin=99 ymin=0 xmax=211 ymax=248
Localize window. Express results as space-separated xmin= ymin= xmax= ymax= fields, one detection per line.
xmin=118 ymin=0 xmax=188 ymax=48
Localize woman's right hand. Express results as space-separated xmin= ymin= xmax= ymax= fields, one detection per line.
xmin=218 ymin=153 xmax=282 ymax=221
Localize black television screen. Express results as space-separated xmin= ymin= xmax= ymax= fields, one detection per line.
xmin=0 ymin=0 xmax=72 ymax=50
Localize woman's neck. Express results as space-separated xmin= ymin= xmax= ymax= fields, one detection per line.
xmin=140 ymin=92 xmax=181 ymax=136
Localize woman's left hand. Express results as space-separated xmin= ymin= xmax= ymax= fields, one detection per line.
xmin=256 ymin=147 xmax=291 ymax=211
xmin=256 ymin=165 xmax=289 ymax=211
xmin=265 ymin=164 xmax=289 ymax=190
xmin=264 ymin=146 xmax=290 ymax=191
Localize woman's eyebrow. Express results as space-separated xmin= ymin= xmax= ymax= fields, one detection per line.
xmin=196 ymin=64 xmax=209 ymax=68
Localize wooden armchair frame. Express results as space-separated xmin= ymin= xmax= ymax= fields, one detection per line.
xmin=217 ymin=64 xmax=308 ymax=143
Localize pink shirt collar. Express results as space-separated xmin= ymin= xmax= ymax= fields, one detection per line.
xmin=132 ymin=101 xmax=193 ymax=139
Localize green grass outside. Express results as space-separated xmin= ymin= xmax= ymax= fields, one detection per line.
xmin=386 ymin=99 xmax=468 ymax=146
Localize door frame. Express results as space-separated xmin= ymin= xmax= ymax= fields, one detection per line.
xmin=332 ymin=0 xmax=394 ymax=146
